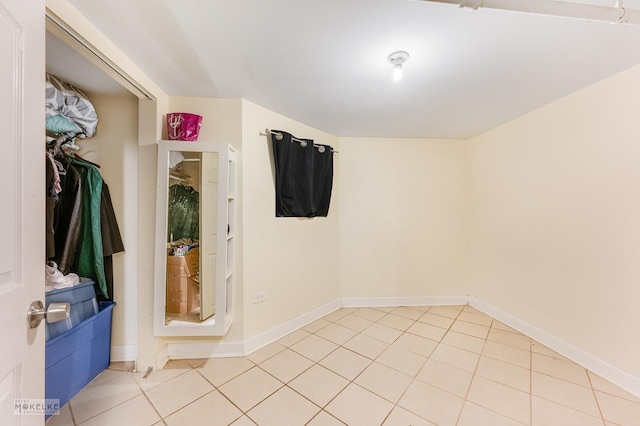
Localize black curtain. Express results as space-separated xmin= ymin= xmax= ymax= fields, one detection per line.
xmin=272 ymin=130 xmax=333 ymax=217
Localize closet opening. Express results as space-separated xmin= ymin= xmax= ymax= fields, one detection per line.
xmin=44 ymin=12 xmax=152 ymax=379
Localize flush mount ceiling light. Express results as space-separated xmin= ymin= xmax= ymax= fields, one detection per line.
xmin=388 ymin=51 xmax=409 ymax=81
xmin=420 ymin=0 xmax=640 ymax=25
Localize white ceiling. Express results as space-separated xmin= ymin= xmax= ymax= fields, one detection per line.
xmin=59 ymin=0 xmax=640 ymax=139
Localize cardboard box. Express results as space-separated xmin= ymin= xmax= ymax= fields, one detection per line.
xmin=167 ymin=247 xmax=199 ymax=277
xmin=166 ymin=275 xmax=200 ymax=313
xmin=166 ymin=248 xmax=200 ymax=313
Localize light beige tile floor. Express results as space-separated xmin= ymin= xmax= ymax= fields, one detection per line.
xmin=46 ymin=305 xmax=640 ymax=425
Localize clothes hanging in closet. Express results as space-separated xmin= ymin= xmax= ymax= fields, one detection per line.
xmin=168 ymin=183 xmax=200 ymax=241
xmin=46 ymin=152 xmax=124 ymax=300
xmin=271 ymin=130 xmax=333 ymax=217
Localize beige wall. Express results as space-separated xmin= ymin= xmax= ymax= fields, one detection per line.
xmin=468 ymin=64 xmax=640 ymax=377
xmin=46 ymin=0 xmax=640 ymax=385
xmin=241 ymin=100 xmax=341 ymax=338
xmin=76 ymin=92 xmax=139 ymax=356
xmin=158 ymin=97 xmax=246 ymax=345
xmin=339 ymin=137 xmax=469 ymax=298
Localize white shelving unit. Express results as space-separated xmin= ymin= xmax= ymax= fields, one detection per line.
xmin=153 ymin=141 xmax=237 ymax=337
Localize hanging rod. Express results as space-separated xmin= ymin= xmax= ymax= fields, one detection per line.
xmin=260 ymin=129 xmax=338 ymax=154
xmin=169 ymin=172 xmax=191 ymax=184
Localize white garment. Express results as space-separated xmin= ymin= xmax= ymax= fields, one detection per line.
xmin=45 ymin=262 xmax=80 ymax=291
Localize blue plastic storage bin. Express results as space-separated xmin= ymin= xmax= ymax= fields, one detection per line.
xmin=45 ymin=279 xmax=99 ymax=341
xmin=45 ymin=301 xmax=115 ymax=417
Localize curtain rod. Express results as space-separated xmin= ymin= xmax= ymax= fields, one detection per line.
xmin=261 ymin=129 xmax=338 ymax=154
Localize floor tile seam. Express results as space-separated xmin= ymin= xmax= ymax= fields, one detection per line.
xmin=371 ymin=314 xmax=419 ymax=341
xmin=530 ymin=348 xmax=566 ymax=360
xmin=71 ymin=371 xmax=144 ymax=425
xmin=454 ymin=332 xmax=489 ymax=425
xmin=470 ymin=370 xmax=537 ymax=399
xmin=281 ymin=381 xmax=333 ymax=413
xmin=419 ymin=308 xmax=460 ymax=321
xmin=350 ymin=308 xmax=388 ymax=323
xmin=586 ymin=369 xmax=610 ymax=425
xmin=480 ymin=355 xmax=531 ymax=371
xmin=138 ymin=366 xmax=196 ymax=392
xmin=455 ymin=317 xmax=494 ymax=328
xmin=314 ymin=332 xmax=358 ymax=347
xmin=456 ymin=400 xmax=530 ymax=426
xmin=304 ymin=409 xmax=346 ymax=426
xmin=287 ymin=336 xmax=343 ymax=365
xmin=482 ymin=342 xmax=531 ymax=360
xmin=435 ymin=339 xmax=486 ymax=360
xmin=247 ymin=347 xmax=287 ymax=366
xmin=316 ymin=367 xmax=380 ymax=423
xmin=414 ymin=318 xmax=455 ymax=330
xmin=256 ymin=357 xmax=316 ymax=388
xmin=530 ymin=393 xmax=607 ymax=423
xmin=185 ymin=358 xmax=209 ymax=368
xmin=243 ymin=383 xmax=324 ymax=424
xmin=465 ymin=390 xmax=532 ymax=425
xmin=530 ymin=369 xmax=596 ymax=391
xmin=529 ymin=338 xmax=534 ymax=426
xmin=73 ymin=390 xmax=149 ymax=426
xmin=489 ymin=323 xmax=525 ymax=336
xmin=66 ymin=399 xmax=79 ymax=426
xmin=357 ymin=328 xmax=431 ymax=379
xmin=142 ymin=387 xmax=189 ymax=424
xmin=335 ymin=318 xmax=375 ymax=333
xmin=389 ymin=312 xmax=423 ymax=321
xmin=201 ymin=384 xmax=253 ymax=423
xmin=592 ymin=387 xmax=640 ymax=405
xmin=394 ymin=392 xmax=457 ymax=426
xmin=218 ymin=367 xmax=286 ymax=415
xmin=485 ymin=339 xmax=532 ymax=352
xmin=353 ymin=373 xmax=413 ymax=406
xmin=449 ymin=325 xmax=491 ymax=340
xmin=194 ymin=359 xmax=257 ymax=388
xmin=379 ymin=312 xmax=420 ymax=329
xmin=335 ymin=381 xmax=398 ymax=421
xmin=404 ymin=310 xmax=457 ymax=345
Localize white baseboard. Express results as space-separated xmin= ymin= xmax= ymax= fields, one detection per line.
xmin=110 ymin=345 xmax=137 ymax=362
xmin=469 ymin=297 xmax=640 ymax=398
xmin=152 ymin=294 xmax=640 ymax=398
xmin=162 ymin=298 xmax=342 ymax=362
xmin=342 ymin=295 xmax=469 ymax=308
xmin=156 ymin=344 xmax=169 ymax=370
xmin=166 ymin=340 xmax=245 ymax=360
xmin=243 ymin=298 xmax=343 ymax=354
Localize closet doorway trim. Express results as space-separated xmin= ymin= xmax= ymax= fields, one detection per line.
xmin=45 ymin=10 xmax=154 ymax=100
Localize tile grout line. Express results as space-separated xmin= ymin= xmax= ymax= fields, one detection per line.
xmin=585 ymin=371 xmax=607 ymax=426
xmin=453 ymin=306 xmax=487 ymax=426
xmin=530 ymin=331 xmax=533 ymax=426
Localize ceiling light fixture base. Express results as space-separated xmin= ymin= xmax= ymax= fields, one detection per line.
xmin=387 ymin=51 xmax=410 ymax=67
xmin=388 ymin=51 xmax=409 ymax=81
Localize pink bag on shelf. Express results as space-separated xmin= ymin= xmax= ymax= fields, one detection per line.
xmin=166 ymin=112 xmax=202 ymax=141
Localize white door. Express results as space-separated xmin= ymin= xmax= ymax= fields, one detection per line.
xmin=0 ymin=0 xmax=46 ymax=424
xmin=199 ymin=152 xmax=218 ymax=320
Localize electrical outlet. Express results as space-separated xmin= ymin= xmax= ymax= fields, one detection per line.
xmin=253 ymin=291 xmax=267 ymax=304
